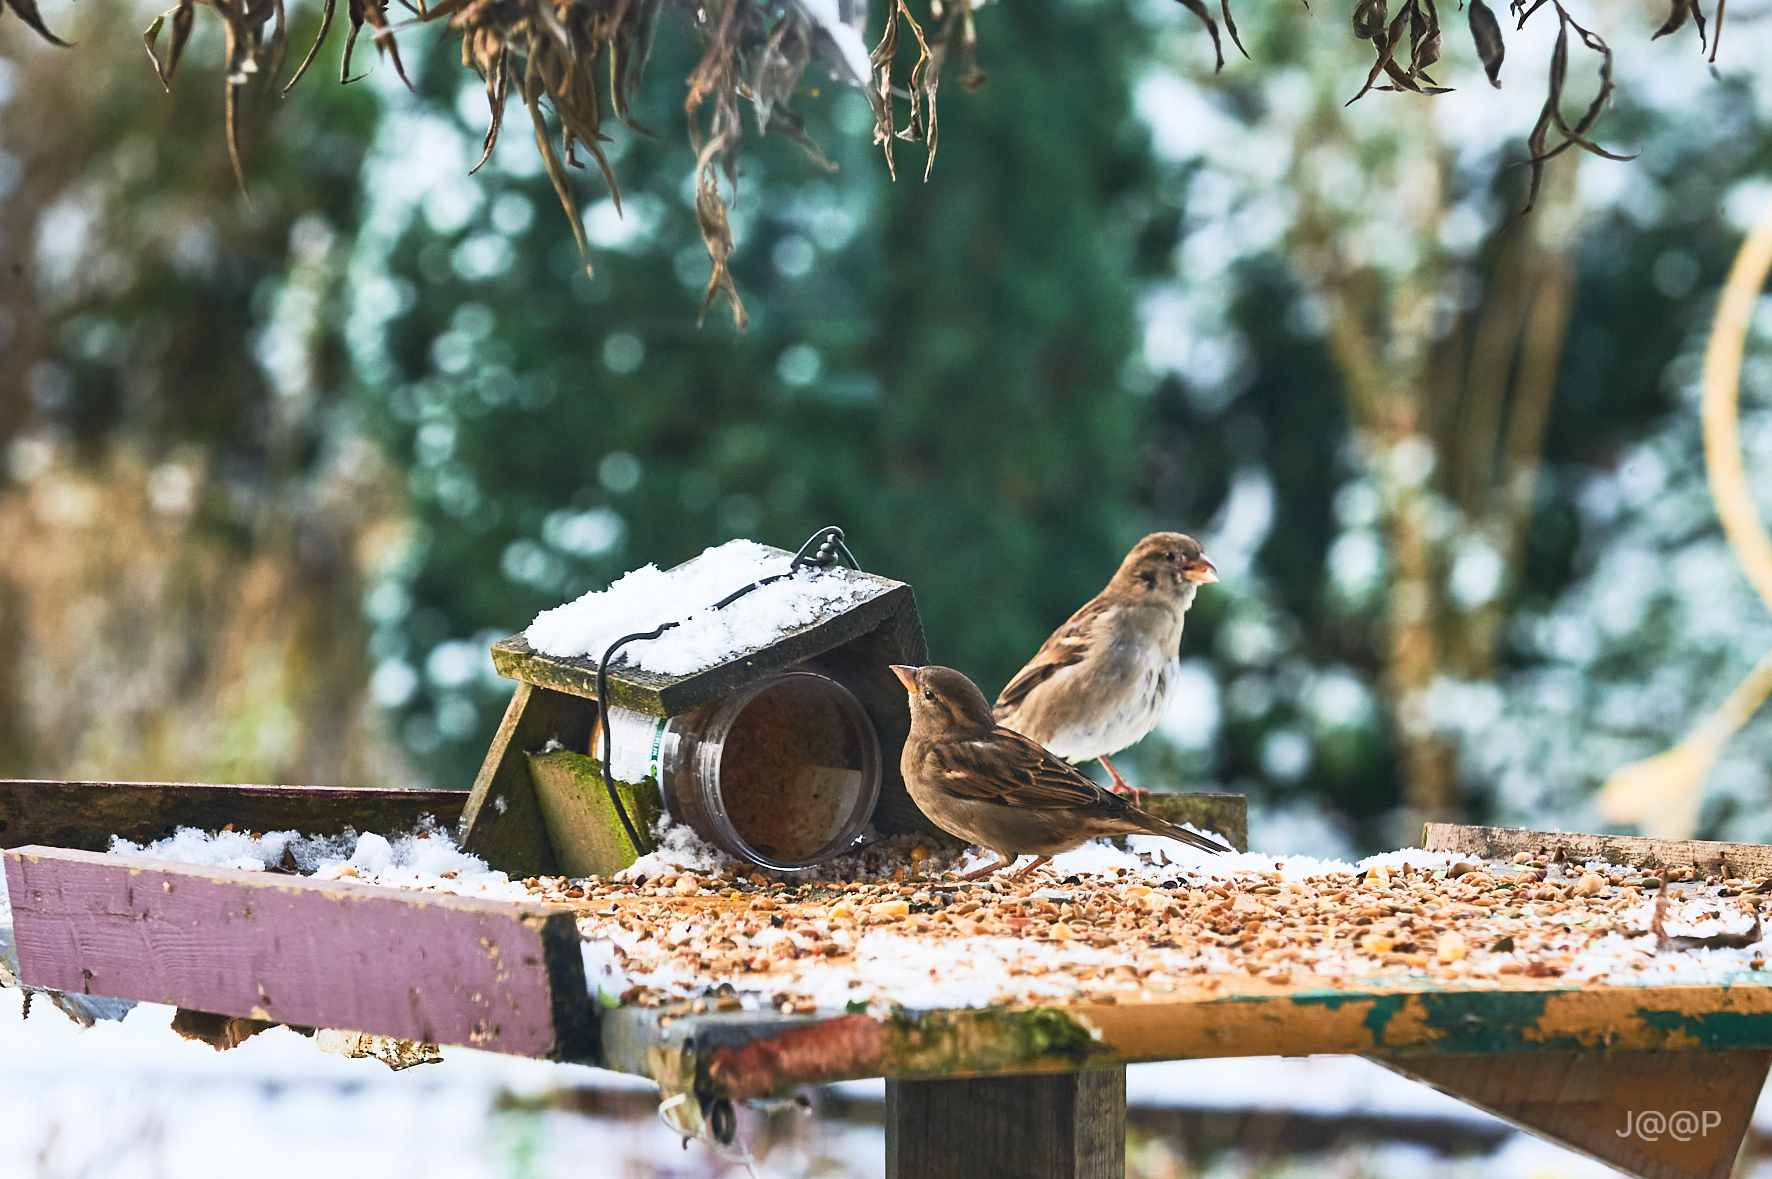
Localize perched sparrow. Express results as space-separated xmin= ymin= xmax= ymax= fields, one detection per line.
xmin=993 ymin=532 xmax=1217 ymax=802
xmin=892 ymin=664 xmax=1230 ymax=880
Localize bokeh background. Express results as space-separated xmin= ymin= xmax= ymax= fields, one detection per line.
xmin=7 ymin=0 xmax=1772 ymax=1172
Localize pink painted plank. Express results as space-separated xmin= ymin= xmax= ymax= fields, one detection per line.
xmin=4 ymin=846 xmax=596 ymax=1060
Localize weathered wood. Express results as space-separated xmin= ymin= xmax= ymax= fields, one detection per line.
xmin=527 ymin=749 xmax=662 ymax=878
xmin=3 ymin=845 xmax=598 ymax=1061
xmin=1383 ymin=1049 xmax=1772 ymax=1179
xmin=600 ymin=977 xmax=1772 ymax=1098
xmin=1142 ymin=793 xmax=1248 ymax=853
xmin=459 ymin=682 xmax=597 ymax=877
xmin=886 ymin=1067 xmax=1126 ymax=1179
xmin=0 ymin=780 xmax=466 ymax=852
xmin=488 ymin=545 xmax=924 ymax=718
xmin=1423 ymin=823 xmax=1772 ymax=878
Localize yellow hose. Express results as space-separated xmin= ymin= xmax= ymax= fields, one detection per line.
xmin=1597 ymin=197 xmax=1772 ymax=837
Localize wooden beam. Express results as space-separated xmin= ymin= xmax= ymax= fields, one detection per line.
xmin=458 ymin=682 xmax=596 ymax=878
xmin=0 ymin=780 xmax=466 ymax=852
xmin=1423 ymin=823 xmax=1772 ymax=878
xmin=3 ymin=845 xmax=597 ymax=1061
xmin=527 ymin=749 xmax=661 ymax=878
xmin=886 ymin=1067 xmax=1126 ymax=1179
xmin=598 ymin=977 xmax=1772 ymax=1098
xmin=1382 ymin=1049 xmax=1772 ymax=1179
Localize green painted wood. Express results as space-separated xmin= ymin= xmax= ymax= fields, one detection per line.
xmin=527 ymin=750 xmax=663 ymax=878
xmin=0 ymin=780 xmax=466 ymax=852
xmin=1142 ymin=793 xmax=1247 ymax=853
xmin=886 ymin=1067 xmax=1125 ymax=1179
xmin=599 ymin=975 xmax=1772 ymax=1100
xmin=458 ymin=683 xmax=596 ymax=878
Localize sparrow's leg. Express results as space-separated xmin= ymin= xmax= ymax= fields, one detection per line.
xmin=1098 ymin=755 xmax=1148 ymax=807
xmin=955 ymin=854 xmax=1010 ymax=881
xmin=1008 ymin=855 xmax=1052 ymax=880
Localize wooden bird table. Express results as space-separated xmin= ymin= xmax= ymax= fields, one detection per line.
xmin=7 ymin=812 xmax=1772 ymax=1179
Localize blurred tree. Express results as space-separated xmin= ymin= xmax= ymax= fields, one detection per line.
xmin=349 ymin=0 xmax=1157 ymax=788
xmin=1120 ymin=10 xmax=1772 ymax=849
xmin=0 ymin=13 xmax=410 ymax=787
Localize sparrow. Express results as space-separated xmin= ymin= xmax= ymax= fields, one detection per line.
xmin=993 ymin=532 xmax=1217 ymax=803
xmin=892 ymin=664 xmax=1231 ymax=880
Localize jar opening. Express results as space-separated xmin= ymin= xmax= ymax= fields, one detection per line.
xmin=713 ymin=675 xmax=875 ymax=865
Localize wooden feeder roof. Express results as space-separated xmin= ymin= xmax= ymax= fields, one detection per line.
xmin=490 ymin=543 xmax=923 ymax=718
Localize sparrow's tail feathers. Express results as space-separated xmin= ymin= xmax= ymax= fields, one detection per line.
xmin=1128 ymin=810 xmax=1234 ymax=855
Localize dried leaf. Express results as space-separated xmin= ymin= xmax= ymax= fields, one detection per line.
xmin=1175 ymin=0 xmax=1226 ymax=72
xmin=5 ymin=0 xmax=71 ymax=47
xmin=523 ymin=55 xmax=593 ymax=278
xmin=1352 ymin=0 xmax=1387 ymax=41
xmin=1469 ymin=0 xmax=1505 ymax=87
xmin=1347 ymin=1 xmax=1411 ymax=104
xmin=1410 ymin=0 xmax=1441 ymax=74
xmin=282 ymin=0 xmax=336 ymax=93
xmin=692 ymin=135 xmax=747 ymax=331
xmin=1221 ymin=0 xmax=1250 ymax=60
xmin=143 ymin=1 xmax=196 ymax=90
xmin=1652 ymin=0 xmax=1691 ymax=41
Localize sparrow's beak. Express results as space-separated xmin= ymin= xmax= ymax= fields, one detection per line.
xmin=890 ymin=665 xmax=920 ymax=692
xmin=1183 ymin=557 xmax=1218 ymax=584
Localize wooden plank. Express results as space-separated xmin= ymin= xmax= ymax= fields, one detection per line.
xmin=1143 ymin=793 xmax=1247 ymax=853
xmin=1384 ymin=1049 xmax=1772 ymax=1179
xmin=0 ymin=780 xmax=466 ymax=852
xmin=458 ymin=682 xmax=596 ymax=878
xmin=599 ymin=977 xmax=1772 ymax=1097
xmin=886 ymin=1067 xmax=1126 ymax=1179
xmin=1423 ymin=823 xmax=1772 ymax=878
xmin=3 ymin=845 xmax=597 ymax=1061
xmin=489 ymin=576 xmax=921 ymax=717
xmin=526 ymin=750 xmax=662 ymax=878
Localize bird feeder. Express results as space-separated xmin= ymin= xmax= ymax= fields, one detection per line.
xmin=458 ymin=535 xmax=931 ymax=878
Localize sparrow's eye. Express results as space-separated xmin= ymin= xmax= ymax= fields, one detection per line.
xmin=923 ymin=690 xmax=936 ymax=701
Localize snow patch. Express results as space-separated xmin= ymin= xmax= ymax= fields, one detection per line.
xmin=110 ymin=823 xmax=528 ymax=901
xmin=524 ymin=539 xmax=877 ymax=675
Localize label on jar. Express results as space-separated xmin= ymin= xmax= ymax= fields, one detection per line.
xmin=604 ymin=705 xmax=668 ymax=784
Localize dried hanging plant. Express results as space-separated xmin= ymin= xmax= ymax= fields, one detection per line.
xmin=1 ymin=0 xmax=1729 ymax=324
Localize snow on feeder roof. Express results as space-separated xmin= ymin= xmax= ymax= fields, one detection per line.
xmin=490 ymin=537 xmax=924 ymax=718
xmin=461 ymin=534 xmax=932 ymax=881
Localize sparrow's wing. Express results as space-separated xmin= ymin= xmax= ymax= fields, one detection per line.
xmin=927 ymin=727 xmax=1130 ymax=813
xmin=992 ymin=597 xmax=1111 ymax=718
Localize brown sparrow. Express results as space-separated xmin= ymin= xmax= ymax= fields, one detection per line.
xmin=892 ymin=664 xmax=1231 ymax=880
xmin=993 ymin=532 xmax=1217 ymax=802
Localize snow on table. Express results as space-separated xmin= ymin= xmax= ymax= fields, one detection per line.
xmin=544 ymin=827 xmax=1772 ymax=1014
xmin=30 ymin=822 xmax=1772 ymax=1020
xmin=522 ymin=539 xmax=879 ymax=675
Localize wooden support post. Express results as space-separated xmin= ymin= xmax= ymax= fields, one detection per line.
xmin=886 ymin=1067 xmax=1126 ymax=1179
xmin=527 ymin=749 xmax=661 ymax=878
xmin=1381 ymin=1049 xmax=1772 ymax=1179
xmin=458 ymin=682 xmax=596 ymax=877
